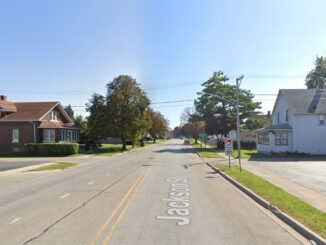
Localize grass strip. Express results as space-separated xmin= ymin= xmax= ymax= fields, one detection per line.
xmin=190 ymin=139 xmax=223 ymax=158
xmin=29 ymin=163 xmax=77 ymax=171
xmin=214 ymin=164 xmax=326 ymax=238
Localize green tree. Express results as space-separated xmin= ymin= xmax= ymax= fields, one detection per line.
xmin=195 ymin=71 xmax=261 ymax=148
xmin=86 ymin=94 xmax=107 ymax=147
xmin=74 ymin=115 xmax=87 ymax=129
xmin=180 ymin=107 xmax=204 ymax=144
xmin=86 ymin=75 xmax=152 ymax=150
xmin=148 ymin=110 xmax=168 ymax=143
xmin=64 ymin=104 xmax=75 ymax=120
xmin=244 ymin=117 xmax=271 ymax=130
xmin=305 ymin=56 xmax=326 ymax=89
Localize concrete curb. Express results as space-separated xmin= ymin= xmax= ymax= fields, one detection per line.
xmin=0 ymin=162 xmax=57 ymax=176
xmin=206 ymin=162 xmax=326 ymax=245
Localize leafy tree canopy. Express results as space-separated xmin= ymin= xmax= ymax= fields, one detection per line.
xmin=195 ymin=71 xmax=261 ymax=138
xmin=244 ymin=117 xmax=271 ymax=130
xmin=148 ymin=109 xmax=169 ymax=142
xmin=64 ymin=104 xmax=75 ymax=121
xmin=305 ymin=56 xmax=326 ymax=89
xmin=86 ymin=75 xmax=152 ymax=149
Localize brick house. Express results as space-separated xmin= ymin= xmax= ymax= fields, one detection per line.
xmin=0 ymin=95 xmax=80 ymax=154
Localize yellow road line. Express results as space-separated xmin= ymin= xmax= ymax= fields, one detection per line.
xmin=89 ymin=168 xmax=148 ymax=245
xmin=102 ymin=166 xmax=152 ymax=245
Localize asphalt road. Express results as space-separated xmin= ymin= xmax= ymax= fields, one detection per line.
xmin=0 ymin=140 xmax=306 ymax=245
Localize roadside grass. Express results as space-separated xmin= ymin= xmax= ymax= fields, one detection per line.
xmin=29 ymin=163 xmax=78 ymax=171
xmin=0 ymin=153 xmax=87 ymax=158
xmin=214 ymin=164 xmax=326 ymax=239
xmin=190 ymin=139 xmax=223 ymax=158
xmin=233 ymin=149 xmax=326 ymax=159
xmin=232 ymin=149 xmax=270 ymax=159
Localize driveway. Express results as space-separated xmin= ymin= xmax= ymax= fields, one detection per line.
xmin=248 ymin=160 xmax=326 ymax=195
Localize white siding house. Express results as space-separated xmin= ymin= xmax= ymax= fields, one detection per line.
xmin=257 ymin=89 xmax=326 ymax=154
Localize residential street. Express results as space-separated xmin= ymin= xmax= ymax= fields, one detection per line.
xmin=0 ymin=140 xmax=305 ymax=245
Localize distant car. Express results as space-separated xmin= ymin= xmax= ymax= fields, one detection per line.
xmin=184 ymin=139 xmax=190 ymax=145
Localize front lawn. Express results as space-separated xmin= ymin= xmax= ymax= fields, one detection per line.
xmin=190 ymin=139 xmax=223 ymax=158
xmin=29 ymin=163 xmax=78 ymax=171
xmin=232 ymin=149 xmax=269 ymax=159
xmin=214 ymin=165 xmax=326 ymax=239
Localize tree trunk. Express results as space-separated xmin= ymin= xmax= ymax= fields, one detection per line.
xmin=195 ymin=138 xmax=198 ymax=144
xmin=121 ymin=139 xmax=127 ymax=151
xmin=154 ymin=137 xmax=156 ymax=143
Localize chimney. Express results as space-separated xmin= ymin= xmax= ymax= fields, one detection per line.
xmin=0 ymin=95 xmax=7 ymax=101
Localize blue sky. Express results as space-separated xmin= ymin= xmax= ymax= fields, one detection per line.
xmin=1 ymin=0 xmax=326 ymax=128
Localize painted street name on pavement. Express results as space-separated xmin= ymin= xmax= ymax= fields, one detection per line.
xmin=156 ymin=177 xmax=190 ymax=226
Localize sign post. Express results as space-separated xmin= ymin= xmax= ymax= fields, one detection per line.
xmin=224 ymin=137 xmax=233 ymax=168
xmin=199 ymin=134 xmax=207 ymax=149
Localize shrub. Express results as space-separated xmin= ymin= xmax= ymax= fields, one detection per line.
xmin=25 ymin=143 xmax=79 ymax=155
xmin=233 ymin=141 xmax=256 ymax=150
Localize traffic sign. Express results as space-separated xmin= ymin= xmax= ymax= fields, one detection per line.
xmin=224 ymin=137 xmax=233 ymax=156
xmin=224 ymin=137 xmax=233 ymax=146
xmin=199 ymin=134 xmax=207 ymax=139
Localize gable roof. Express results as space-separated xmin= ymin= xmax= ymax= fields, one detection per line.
xmin=0 ymin=102 xmax=73 ymax=123
xmin=273 ymin=89 xmax=326 ymax=115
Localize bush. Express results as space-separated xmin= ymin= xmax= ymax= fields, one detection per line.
xmin=271 ymin=151 xmax=286 ymax=157
xmin=25 ymin=143 xmax=79 ymax=155
xmin=233 ymin=141 xmax=256 ymax=150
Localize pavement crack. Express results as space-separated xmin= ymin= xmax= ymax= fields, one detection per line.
xmin=22 ymin=166 xmax=143 ymax=245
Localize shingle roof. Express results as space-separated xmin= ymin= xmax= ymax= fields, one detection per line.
xmin=280 ymin=89 xmax=326 ymax=115
xmin=0 ymin=100 xmax=17 ymax=112
xmin=38 ymin=121 xmax=76 ymax=129
xmin=264 ymin=123 xmax=293 ymax=130
xmin=0 ymin=102 xmax=58 ymax=121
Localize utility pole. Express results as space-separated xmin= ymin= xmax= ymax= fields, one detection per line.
xmin=236 ymin=75 xmax=244 ymax=172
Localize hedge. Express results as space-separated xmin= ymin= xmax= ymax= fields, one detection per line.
xmin=25 ymin=143 xmax=79 ymax=155
xmin=233 ymin=141 xmax=256 ymax=150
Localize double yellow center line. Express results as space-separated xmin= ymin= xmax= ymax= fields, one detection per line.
xmin=90 ymin=166 xmax=152 ymax=245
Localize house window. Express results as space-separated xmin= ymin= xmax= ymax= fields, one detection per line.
xmin=60 ymin=130 xmax=79 ymax=142
xmin=275 ymin=132 xmax=288 ymax=146
xmin=277 ymin=112 xmax=280 ymax=123
xmin=258 ymin=132 xmax=270 ymax=145
xmin=43 ymin=129 xmax=55 ymax=142
xmin=319 ymin=115 xmax=325 ymax=125
xmin=12 ymin=129 xmax=19 ymax=143
xmin=286 ymin=109 xmax=288 ymax=122
xmin=50 ymin=110 xmax=59 ymax=121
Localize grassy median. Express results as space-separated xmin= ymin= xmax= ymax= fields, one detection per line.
xmin=190 ymin=139 xmax=223 ymax=158
xmin=29 ymin=163 xmax=78 ymax=171
xmin=214 ymin=164 xmax=326 ymax=239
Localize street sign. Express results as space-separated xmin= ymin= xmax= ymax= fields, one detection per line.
xmin=199 ymin=134 xmax=207 ymax=139
xmin=224 ymin=137 xmax=233 ymax=157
